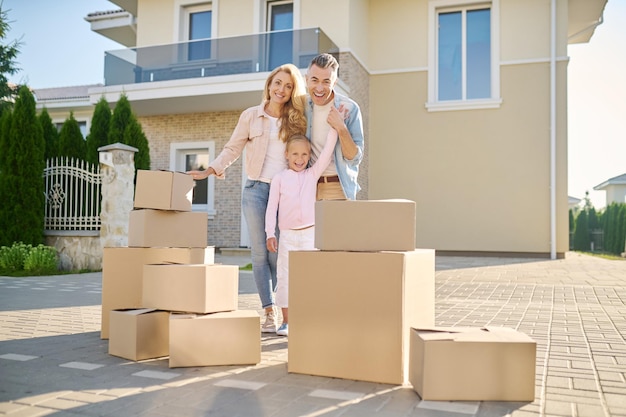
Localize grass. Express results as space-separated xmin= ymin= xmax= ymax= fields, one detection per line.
xmin=240 ymin=263 xmax=253 ymax=271
xmin=0 ymin=268 xmax=100 ymax=277
xmin=574 ymin=251 xmax=625 ymax=261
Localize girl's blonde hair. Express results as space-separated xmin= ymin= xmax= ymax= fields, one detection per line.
xmin=285 ymin=134 xmax=311 ymax=152
xmin=263 ymin=63 xmax=307 ymax=142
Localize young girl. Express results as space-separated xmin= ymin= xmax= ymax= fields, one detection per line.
xmin=189 ymin=64 xmax=307 ymax=333
xmin=265 ymin=128 xmax=338 ymax=336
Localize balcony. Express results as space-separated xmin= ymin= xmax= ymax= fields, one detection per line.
xmin=104 ymin=28 xmax=339 ymax=87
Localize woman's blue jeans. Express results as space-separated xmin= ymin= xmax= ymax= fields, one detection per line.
xmin=241 ymin=180 xmax=278 ymax=309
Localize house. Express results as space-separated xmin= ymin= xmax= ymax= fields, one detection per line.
xmin=37 ymin=0 xmax=608 ymax=259
xmin=593 ymin=173 xmax=626 ymax=206
xmin=568 ymin=196 xmax=582 ymax=212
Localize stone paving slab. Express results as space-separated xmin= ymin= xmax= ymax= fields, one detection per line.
xmin=0 ymin=252 xmax=625 ymax=416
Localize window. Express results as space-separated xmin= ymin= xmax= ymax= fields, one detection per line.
xmin=181 ymin=3 xmax=214 ymax=61
xmin=427 ymin=0 xmax=501 ymax=111
xmin=55 ymin=121 xmax=88 ymax=138
xmin=170 ymin=142 xmax=216 ymax=216
xmin=266 ymin=1 xmax=293 ymax=69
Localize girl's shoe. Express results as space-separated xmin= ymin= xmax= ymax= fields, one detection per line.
xmin=276 ymin=323 xmax=288 ymax=336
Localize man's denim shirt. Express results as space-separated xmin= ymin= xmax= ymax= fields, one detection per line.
xmin=305 ymin=92 xmax=364 ymax=200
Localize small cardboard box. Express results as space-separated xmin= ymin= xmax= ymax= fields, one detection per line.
xmin=142 ymin=263 xmax=238 ymax=314
xmin=315 ymin=199 xmax=416 ymax=251
xmin=134 ymin=170 xmax=193 ymax=212
xmin=409 ymin=327 xmax=536 ymax=401
xmin=288 ymin=249 xmax=435 ymax=385
xmin=169 ymin=310 xmax=261 ymax=368
xmin=101 ymin=246 xmax=214 ymax=339
xmin=108 ymin=309 xmax=169 ymax=361
xmin=128 ymin=209 xmax=208 ymax=248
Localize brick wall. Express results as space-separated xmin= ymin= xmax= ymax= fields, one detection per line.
xmin=139 ymin=111 xmax=246 ymax=248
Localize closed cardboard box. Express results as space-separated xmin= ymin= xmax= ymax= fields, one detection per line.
xmin=143 ymin=263 xmax=238 ymax=314
xmin=128 ymin=209 xmax=208 ymax=248
xmin=315 ymin=199 xmax=416 ymax=251
xmin=169 ymin=310 xmax=261 ymax=368
xmin=108 ymin=309 xmax=169 ymax=361
xmin=288 ymin=249 xmax=435 ymax=385
xmin=101 ymin=246 xmax=214 ymax=339
xmin=409 ymin=327 xmax=536 ymax=401
xmin=134 ymin=170 xmax=193 ymax=211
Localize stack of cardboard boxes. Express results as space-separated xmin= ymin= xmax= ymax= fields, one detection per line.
xmin=104 ymin=170 xmax=260 ymax=367
xmin=288 ymin=199 xmax=436 ymax=385
xmin=287 ymin=199 xmax=537 ymax=402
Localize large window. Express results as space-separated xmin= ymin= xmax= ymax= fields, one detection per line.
xmin=266 ymin=1 xmax=293 ymax=69
xmin=428 ymin=0 xmax=501 ymax=111
xmin=182 ymin=3 xmax=213 ymax=61
xmin=170 ymin=142 xmax=216 ymax=216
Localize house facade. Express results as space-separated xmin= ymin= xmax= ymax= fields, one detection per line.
xmin=594 ymin=173 xmax=626 ymax=207
xmin=38 ymin=0 xmax=607 ymax=258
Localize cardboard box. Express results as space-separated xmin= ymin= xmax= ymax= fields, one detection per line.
xmin=128 ymin=209 xmax=208 ymax=248
xmin=315 ymin=199 xmax=416 ymax=251
xmin=288 ymin=249 xmax=435 ymax=385
xmin=143 ymin=263 xmax=238 ymax=314
xmin=134 ymin=170 xmax=193 ymax=211
xmin=409 ymin=327 xmax=536 ymax=401
xmin=108 ymin=309 xmax=169 ymax=361
xmin=101 ymin=246 xmax=214 ymax=339
xmin=169 ymin=310 xmax=261 ymax=368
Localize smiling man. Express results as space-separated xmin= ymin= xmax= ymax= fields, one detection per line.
xmin=305 ymin=53 xmax=365 ymax=200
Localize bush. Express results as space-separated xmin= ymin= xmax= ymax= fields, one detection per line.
xmin=24 ymin=244 xmax=58 ymax=274
xmin=0 ymin=242 xmax=32 ymax=271
xmin=0 ymin=242 xmax=58 ymax=275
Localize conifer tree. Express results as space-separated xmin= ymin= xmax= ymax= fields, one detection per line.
xmin=0 ymin=4 xmax=21 ymax=114
xmin=573 ymin=210 xmax=590 ymax=252
xmin=85 ymin=97 xmax=111 ymax=164
xmin=39 ymin=108 xmax=59 ymax=159
xmin=0 ymin=86 xmax=44 ymax=245
xmin=0 ymin=108 xmax=12 ymax=245
xmin=109 ymin=94 xmax=132 ymax=145
xmin=57 ymin=112 xmax=86 ymax=159
xmin=124 ymin=116 xmax=150 ymax=171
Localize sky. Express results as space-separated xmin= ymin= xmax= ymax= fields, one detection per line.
xmin=4 ymin=0 xmax=625 ymax=210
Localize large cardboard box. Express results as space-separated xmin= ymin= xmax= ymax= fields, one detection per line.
xmin=134 ymin=169 xmax=193 ymax=211
xmin=288 ymin=249 xmax=435 ymax=385
xmin=409 ymin=327 xmax=536 ymax=401
xmin=142 ymin=263 xmax=238 ymax=314
xmin=108 ymin=309 xmax=169 ymax=361
xmin=101 ymin=246 xmax=214 ymax=339
xmin=128 ymin=209 xmax=208 ymax=248
xmin=169 ymin=310 xmax=261 ymax=368
xmin=315 ymin=199 xmax=416 ymax=251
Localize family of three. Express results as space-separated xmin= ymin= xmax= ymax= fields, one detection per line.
xmin=188 ymin=53 xmax=365 ymax=337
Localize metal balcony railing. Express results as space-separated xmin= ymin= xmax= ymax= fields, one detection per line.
xmin=103 ymin=28 xmax=339 ymax=86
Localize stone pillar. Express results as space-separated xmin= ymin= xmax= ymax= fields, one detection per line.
xmin=99 ymin=143 xmax=138 ymax=249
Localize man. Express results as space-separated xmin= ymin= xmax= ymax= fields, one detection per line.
xmin=305 ymin=53 xmax=364 ymax=200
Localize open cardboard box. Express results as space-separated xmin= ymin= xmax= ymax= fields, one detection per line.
xmin=409 ymin=327 xmax=537 ymax=401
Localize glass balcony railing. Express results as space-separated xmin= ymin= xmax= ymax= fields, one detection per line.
xmin=103 ymin=28 xmax=339 ymax=86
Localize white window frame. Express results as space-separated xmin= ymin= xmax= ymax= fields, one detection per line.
xmin=170 ymin=141 xmax=216 ymax=218
xmin=426 ymin=0 xmax=501 ymax=112
xmin=174 ymin=1 xmax=217 ymax=43
xmin=253 ymin=0 xmax=300 ymax=32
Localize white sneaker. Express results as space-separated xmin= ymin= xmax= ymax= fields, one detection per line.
xmin=276 ymin=323 xmax=288 ymax=336
xmin=261 ymin=309 xmax=277 ymax=333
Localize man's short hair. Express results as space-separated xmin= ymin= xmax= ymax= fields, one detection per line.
xmin=309 ymin=53 xmax=339 ymax=73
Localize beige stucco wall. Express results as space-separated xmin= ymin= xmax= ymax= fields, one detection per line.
xmin=368 ymin=60 xmax=569 ymax=255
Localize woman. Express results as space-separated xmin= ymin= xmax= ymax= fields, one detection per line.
xmin=188 ymin=63 xmax=307 ymax=333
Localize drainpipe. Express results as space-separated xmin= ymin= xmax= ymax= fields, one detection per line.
xmin=550 ymin=0 xmax=556 ymax=260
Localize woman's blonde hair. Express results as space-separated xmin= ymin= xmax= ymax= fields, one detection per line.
xmin=263 ymin=63 xmax=307 ymax=142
